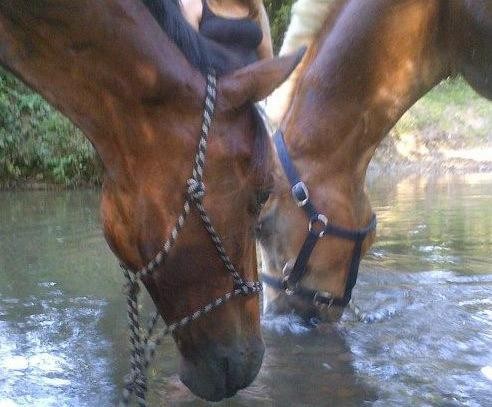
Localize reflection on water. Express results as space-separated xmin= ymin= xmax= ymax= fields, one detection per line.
xmin=0 ymin=174 xmax=491 ymax=406
xmin=0 ymin=190 xmax=126 ymax=406
xmin=367 ymin=173 xmax=492 ymax=275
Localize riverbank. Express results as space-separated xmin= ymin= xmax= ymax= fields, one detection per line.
xmin=369 ymin=78 xmax=492 ymax=178
xmin=2 ymin=77 xmax=491 ymax=190
xmin=0 ymin=180 xmax=99 ymax=191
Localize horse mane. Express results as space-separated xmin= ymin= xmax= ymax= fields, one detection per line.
xmin=143 ymin=0 xmax=242 ymax=76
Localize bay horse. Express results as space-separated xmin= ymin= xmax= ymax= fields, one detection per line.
xmin=0 ymin=0 xmax=303 ymax=401
xmin=259 ymin=0 xmax=492 ymax=321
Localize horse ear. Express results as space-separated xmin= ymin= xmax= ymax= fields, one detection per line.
xmin=219 ymin=47 xmax=306 ymax=110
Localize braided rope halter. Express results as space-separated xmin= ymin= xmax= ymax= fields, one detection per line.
xmin=119 ymin=71 xmax=262 ymax=406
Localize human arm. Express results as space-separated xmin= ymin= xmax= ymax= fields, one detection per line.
xmin=256 ymin=2 xmax=273 ymax=59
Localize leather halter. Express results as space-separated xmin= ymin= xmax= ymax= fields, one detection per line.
xmin=262 ymin=130 xmax=377 ymax=308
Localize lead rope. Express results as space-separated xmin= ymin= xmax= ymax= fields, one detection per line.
xmin=119 ymin=70 xmax=262 ymax=406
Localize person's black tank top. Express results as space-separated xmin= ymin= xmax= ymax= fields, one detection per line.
xmin=199 ymin=0 xmax=263 ymax=67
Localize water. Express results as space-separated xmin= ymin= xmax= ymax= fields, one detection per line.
xmin=0 ymin=174 xmax=491 ymax=406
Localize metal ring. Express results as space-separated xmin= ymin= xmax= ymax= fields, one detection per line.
xmin=313 ymin=291 xmax=334 ymax=309
xmin=323 ymin=298 xmax=334 ymax=310
xmin=309 ymin=214 xmax=328 ymax=237
xmin=281 ymin=275 xmax=296 ymax=295
xmin=282 ymin=259 xmax=295 ymax=276
xmin=291 ymin=181 xmax=310 ymax=207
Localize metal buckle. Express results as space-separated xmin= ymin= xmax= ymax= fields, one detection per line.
xmin=313 ymin=291 xmax=334 ymax=309
xmin=281 ymin=260 xmax=297 ymax=295
xmin=281 ymin=275 xmax=297 ymax=296
xmin=291 ymin=181 xmax=309 ymax=207
xmin=282 ymin=260 xmax=294 ymax=276
xmin=309 ymin=214 xmax=328 ymax=237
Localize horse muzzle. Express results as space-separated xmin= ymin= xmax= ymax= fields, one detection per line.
xmin=178 ymin=335 xmax=265 ymax=401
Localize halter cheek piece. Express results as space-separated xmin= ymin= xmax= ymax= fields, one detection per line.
xmin=261 ymin=130 xmax=377 ymax=308
xmin=119 ymin=71 xmax=262 ymax=407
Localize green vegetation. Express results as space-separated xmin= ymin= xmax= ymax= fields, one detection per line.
xmin=369 ymin=78 xmax=492 ymax=173
xmin=0 ymin=67 xmax=101 ymax=187
xmin=265 ymin=0 xmax=295 ymax=52
xmin=394 ymin=78 xmax=492 ymax=146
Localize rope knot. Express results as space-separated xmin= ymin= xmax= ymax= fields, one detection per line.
xmin=187 ymin=178 xmax=205 ymax=201
xmin=234 ymin=280 xmax=252 ymax=296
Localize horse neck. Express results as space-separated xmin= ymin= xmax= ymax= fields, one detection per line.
xmin=282 ymin=0 xmax=453 ymax=189
xmin=0 ymin=0 xmax=204 ymax=184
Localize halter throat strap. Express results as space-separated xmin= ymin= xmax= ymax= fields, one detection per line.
xmin=263 ymin=130 xmax=377 ymax=307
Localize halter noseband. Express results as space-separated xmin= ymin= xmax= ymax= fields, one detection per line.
xmin=261 ymin=130 xmax=377 ymax=308
xmin=119 ymin=71 xmax=262 ymax=407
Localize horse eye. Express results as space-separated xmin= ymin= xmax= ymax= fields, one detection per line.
xmin=249 ymin=189 xmax=271 ymax=215
xmin=257 ymin=189 xmax=271 ymax=206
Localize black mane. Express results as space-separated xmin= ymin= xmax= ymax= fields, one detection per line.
xmin=143 ymin=0 xmax=242 ymax=76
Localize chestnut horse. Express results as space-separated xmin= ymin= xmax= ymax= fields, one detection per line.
xmin=259 ymin=0 xmax=492 ymax=321
xmin=0 ymin=0 xmax=303 ymax=401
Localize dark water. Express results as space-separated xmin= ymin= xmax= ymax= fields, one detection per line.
xmin=0 ymin=174 xmax=491 ymax=406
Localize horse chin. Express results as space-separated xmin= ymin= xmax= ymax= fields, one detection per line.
xmin=178 ymin=337 xmax=264 ymax=401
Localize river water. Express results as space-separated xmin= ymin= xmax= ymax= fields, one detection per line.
xmin=0 ymin=174 xmax=491 ymax=406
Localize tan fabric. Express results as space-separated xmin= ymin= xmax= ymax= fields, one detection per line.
xmin=266 ymin=0 xmax=334 ymax=126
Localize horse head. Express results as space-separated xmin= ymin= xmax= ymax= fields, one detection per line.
xmin=0 ymin=0 xmax=302 ymax=401
xmin=259 ymin=0 xmax=491 ymax=322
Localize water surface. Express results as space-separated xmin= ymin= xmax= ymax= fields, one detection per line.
xmin=0 ymin=174 xmax=491 ymax=406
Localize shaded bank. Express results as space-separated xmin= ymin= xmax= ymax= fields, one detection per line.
xmin=2 ymin=69 xmax=491 ymax=189
xmin=370 ymin=79 xmax=492 ymax=178
xmin=0 ymin=67 xmax=101 ymax=188
xmin=1 ymin=0 xmax=491 ymax=188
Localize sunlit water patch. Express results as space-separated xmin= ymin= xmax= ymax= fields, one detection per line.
xmin=0 ymin=174 xmax=491 ymax=405
xmin=261 ymin=313 xmax=313 ymax=335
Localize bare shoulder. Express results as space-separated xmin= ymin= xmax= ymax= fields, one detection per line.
xmin=180 ymin=0 xmax=203 ymax=29
xmin=180 ymin=0 xmax=203 ymax=15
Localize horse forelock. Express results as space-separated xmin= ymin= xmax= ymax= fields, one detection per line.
xmin=250 ymin=106 xmax=273 ymax=187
